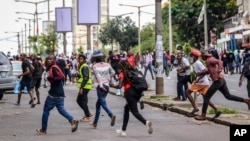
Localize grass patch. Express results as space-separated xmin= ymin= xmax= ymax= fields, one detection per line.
xmin=208 ymin=107 xmax=238 ymax=114
xmin=149 ymin=95 xmax=169 ymax=101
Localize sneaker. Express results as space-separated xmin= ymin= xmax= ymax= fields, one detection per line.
xmin=71 ymin=120 xmax=79 ymax=132
xmin=36 ymin=129 xmax=46 ymax=135
xmin=172 ymin=97 xmax=181 ymax=101
xmin=116 ymin=129 xmax=127 ymax=137
xmin=146 ymin=121 xmax=153 ymax=134
xmin=111 ymin=115 xmax=116 ymax=126
xmin=14 ymin=102 xmax=20 ymax=106
xmin=89 ymin=122 xmax=97 ymax=128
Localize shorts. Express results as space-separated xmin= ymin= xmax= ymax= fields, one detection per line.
xmin=31 ymin=78 xmax=42 ymax=89
xmin=188 ymin=82 xmax=209 ymax=95
xmin=20 ymin=81 xmax=32 ymax=93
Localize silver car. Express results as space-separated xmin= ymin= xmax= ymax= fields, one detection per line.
xmin=0 ymin=52 xmax=16 ymax=100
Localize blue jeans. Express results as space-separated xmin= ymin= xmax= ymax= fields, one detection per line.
xmin=42 ymin=96 xmax=73 ymax=130
xmin=93 ymin=85 xmax=113 ymax=124
xmin=177 ymin=74 xmax=189 ymax=100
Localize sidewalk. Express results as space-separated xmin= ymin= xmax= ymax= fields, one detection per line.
xmin=109 ymin=88 xmax=250 ymax=126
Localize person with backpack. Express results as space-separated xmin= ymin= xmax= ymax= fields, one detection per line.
xmin=30 ymin=54 xmax=44 ymax=104
xmin=239 ymin=56 xmax=250 ymax=98
xmin=195 ymin=51 xmax=250 ymax=120
xmin=109 ymin=60 xmax=153 ymax=137
xmin=36 ymin=55 xmax=78 ymax=134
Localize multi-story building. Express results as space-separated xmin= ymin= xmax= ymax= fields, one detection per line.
xmin=71 ymin=0 xmax=109 ymax=54
xmin=218 ymin=0 xmax=250 ymax=51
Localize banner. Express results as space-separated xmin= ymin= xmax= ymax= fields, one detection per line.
xmin=198 ymin=4 xmax=205 ymax=24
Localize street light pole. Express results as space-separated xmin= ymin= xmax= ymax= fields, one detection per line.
xmin=119 ymin=4 xmax=154 ymax=56
xmin=15 ymin=0 xmax=49 ymax=54
xmin=169 ymin=0 xmax=173 ymax=54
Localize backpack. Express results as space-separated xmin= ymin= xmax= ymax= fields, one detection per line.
xmin=243 ymin=58 xmax=250 ymax=79
xmin=128 ymin=70 xmax=148 ymax=92
xmin=209 ymin=48 xmax=219 ymax=59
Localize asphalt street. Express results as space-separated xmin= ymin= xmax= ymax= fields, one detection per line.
xmin=0 ymin=82 xmax=230 ymax=141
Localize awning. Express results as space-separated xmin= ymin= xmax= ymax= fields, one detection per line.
xmin=224 ymin=25 xmax=250 ymax=34
xmin=243 ymin=30 xmax=250 ymax=36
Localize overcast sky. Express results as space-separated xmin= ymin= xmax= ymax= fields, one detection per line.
xmin=0 ymin=0 xmax=158 ymax=55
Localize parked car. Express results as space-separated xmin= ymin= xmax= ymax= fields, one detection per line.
xmin=0 ymin=51 xmax=15 ymax=100
xmin=11 ymin=60 xmax=22 ymax=78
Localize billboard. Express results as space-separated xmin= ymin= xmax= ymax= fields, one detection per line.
xmin=55 ymin=7 xmax=72 ymax=32
xmin=77 ymin=0 xmax=100 ymax=25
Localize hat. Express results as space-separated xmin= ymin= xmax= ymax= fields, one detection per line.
xmin=92 ymin=50 xmax=104 ymax=57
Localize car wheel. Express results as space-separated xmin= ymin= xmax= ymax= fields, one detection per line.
xmin=0 ymin=92 xmax=4 ymax=100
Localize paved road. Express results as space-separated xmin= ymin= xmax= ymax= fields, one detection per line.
xmin=144 ymin=68 xmax=250 ymax=111
xmin=0 ymin=84 xmax=230 ymax=141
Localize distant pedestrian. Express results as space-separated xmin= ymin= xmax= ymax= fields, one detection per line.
xmin=76 ymin=54 xmax=93 ymax=122
xmin=143 ymin=51 xmax=154 ymax=80
xmin=36 ymin=55 xmax=78 ymax=134
xmin=15 ymin=53 xmax=36 ymax=108
xmin=110 ymin=60 xmax=153 ymax=136
xmin=30 ymin=54 xmax=44 ymax=104
xmin=195 ymin=51 xmax=250 ymax=120
xmin=89 ymin=50 xmax=116 ymax=128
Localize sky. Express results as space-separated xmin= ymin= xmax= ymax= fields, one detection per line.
xmin=0 ymin=0 xmax=159 ymax=56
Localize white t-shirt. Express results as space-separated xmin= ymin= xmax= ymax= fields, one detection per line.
xmin=193 ymin=60 xmax=210 ymax=85
xmin=182 ymin=57 xmax=191 ymax=75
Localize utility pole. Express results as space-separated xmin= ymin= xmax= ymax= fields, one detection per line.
xmin=204 ymin=0 xmax=208 ymax=49
xmin=63 ymin=0 xmax=67 ymax=56
xmin=155 ymin=0 xmax=164 ymax=95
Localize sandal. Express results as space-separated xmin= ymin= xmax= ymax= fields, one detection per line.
xmin=80 ymin=116 xmax=91 ymax=122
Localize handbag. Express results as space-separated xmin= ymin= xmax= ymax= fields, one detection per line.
xmin=14 ymin=79 xmax=21 ymax=94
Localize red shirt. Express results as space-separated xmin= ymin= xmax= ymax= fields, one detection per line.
xmin=119 ymin=71 xmax=131 ymax=92
xmin=205 ymin=56 xmax=224 ymax=81
xmin=127 ymin=55 xmax=136 ymax=66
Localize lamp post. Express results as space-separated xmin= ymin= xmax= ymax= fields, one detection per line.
xmin=119 ymin=3 xmax=154 ymax=56
xmin=15 ymin=0 xmax=50 ymax=54
xmin=168 ymin=0 xmax=173 ymax=54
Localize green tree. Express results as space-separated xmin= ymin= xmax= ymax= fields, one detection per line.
xmin=140 ymin=23 xmax=155 ymax=55
xmin=98 ymin=16 xmax=138 ymax=52
xmin=39 ymin=24 xmax=60 ymax=55
xmin=162 ymin=0 xmax=237 ymax=49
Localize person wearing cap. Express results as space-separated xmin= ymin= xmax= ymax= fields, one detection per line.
xmin=195 ymin=51 xmax=250 ymax=120
xmin=186 ymin=49 xmax=221 ymax=118
xmin=89 ymin=50 xmax=116 ymax=128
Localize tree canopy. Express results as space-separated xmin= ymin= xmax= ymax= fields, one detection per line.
xmin=98 ymin=16 xmax=138 ymax=52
